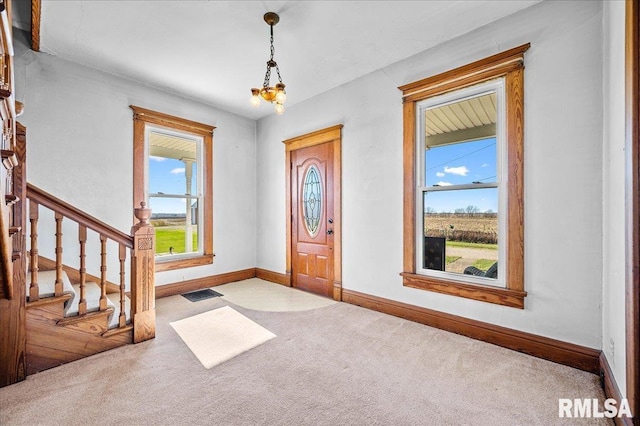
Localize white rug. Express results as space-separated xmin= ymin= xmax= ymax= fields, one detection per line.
xmin=217 ymin=278 xmax=337 ymax=312
xmin=170 ymin=306 xmax=276 ymax=369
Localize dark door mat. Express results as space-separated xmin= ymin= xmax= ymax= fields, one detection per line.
xmin=181 ymin=289 xmax=224 ymax=302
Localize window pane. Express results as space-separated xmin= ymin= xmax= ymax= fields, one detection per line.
xmin=424 ymin=92 xmax=497 ymax=187
xmin=149 ymin=196 xmax=199 ymax=257
xmin=425 ymin=138 xmax=497 ymax=187
xmin=303 ymin=165 xmax=322 ymax=237
xmin=148 ymin=131 xmax=198 ymax=196
xmin=147 ymin=130 xmax=201 ymax=259
xmin=422 ymin=188 xmax=498 ymax=279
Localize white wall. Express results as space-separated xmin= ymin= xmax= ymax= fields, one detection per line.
xmin=602 ymin=0 xmax=627 ymax=396
xmin=256 ymin=0 xmax=605 ymax=348
xmin=11 ymin=0 xmax=616 ymax=354
xmin=13 ymin=30 xmax=257 ymax=286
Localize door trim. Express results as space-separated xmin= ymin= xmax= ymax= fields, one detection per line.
xmin=284 ymin=124 xmax=343 ymax=300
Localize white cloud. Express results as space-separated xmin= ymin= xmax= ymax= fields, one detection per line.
xmin=481 ymin=163 xmax=489 ymax=168
xmin=435 ymin=181 xmax=453 ymax=186
xmin=170 ymin=167 xmax=185 ymax=174
xmin=436 ymin=171 xmax=445 ymax=177
xmin=444 ymin=166 xmax=469 ymax=176
xmin=149 ymin=156 xmax=166 ymax=162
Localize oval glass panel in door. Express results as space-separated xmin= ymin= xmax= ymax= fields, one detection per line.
xmin=303 ymin=165 xmax=322 ymax=237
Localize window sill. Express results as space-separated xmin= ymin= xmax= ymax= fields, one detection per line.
xmin=400 ymin=272 xmax=526 ymax=309
xmin=155 ymin=254 xmax=214 ymax=272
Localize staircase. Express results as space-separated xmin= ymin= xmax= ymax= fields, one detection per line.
xmin=29 ymin=269 xmax=131 ymax=330
xmin=22 ymin=184 xmax=156 ymax=376
xmin=25 ymin=270 xmax=132 ymax=374
xmin=0 ymin=0 xmax=154 ymax=386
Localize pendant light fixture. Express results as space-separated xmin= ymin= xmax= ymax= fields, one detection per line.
xmin=250 ymin=12 xmax=286 ymax=115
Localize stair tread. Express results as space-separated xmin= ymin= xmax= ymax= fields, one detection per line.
xmin=106 ymin=293 xmax=131 ymax=329
xmin=67 ymin=282 xmax=114 ymax=316
xmin=28 ymin=270 xmax=76 ymax=308
xmin=28 ymin=270 xmax=130 ymax=330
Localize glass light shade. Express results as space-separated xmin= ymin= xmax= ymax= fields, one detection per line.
xmin=274 ymin=83 xmax=286 ymax=104
xmin=275 ymin=90 xmax=286 ymax=104
xmin=275 ymin=103 xmax=285 ymax=115
xmin=259 ymin=88 xmax=276 ymax=102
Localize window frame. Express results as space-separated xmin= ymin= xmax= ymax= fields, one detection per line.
xmin=131 ymin=105 xmax=215 ymax=272
xmin=398 ymin=44 xmax=529 ymax=309
xmin=416 ymin=80 xmax=506 ymax=287
xmin=146 ymin=125 xmax=204 ymax=260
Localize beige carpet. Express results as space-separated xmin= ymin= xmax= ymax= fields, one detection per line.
xmin=170 ymin=305 xmax=276 ymax=369
xmin=0 ymin=280 xmax=612 ymax=425
xmin=216 ymin=278 xmax=337 ymax=311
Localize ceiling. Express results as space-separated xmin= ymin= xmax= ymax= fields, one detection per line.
xmin=149 ymin=131 xmax=197 ymax=162
xmin=425 ymin=92 xmax=496 ymax=148
xmin=12 ymin=1 xmax=542 ymax=121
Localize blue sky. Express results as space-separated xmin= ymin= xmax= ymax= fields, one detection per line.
xmin=147 ymin=137 xmax=497 ymax=215
xmin=148 ymin=156 xmax=198 ymax=214
xmin=424 ymin=137 xmax=498 ymax=213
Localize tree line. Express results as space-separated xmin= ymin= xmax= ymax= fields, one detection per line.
xmin=425 ymin=205 xmax=496 ymax=217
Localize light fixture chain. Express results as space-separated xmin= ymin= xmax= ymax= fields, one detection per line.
xmin=270 ymin=30 xmax=275 ymax=61
xmin=250 ymin=12 xmax=286 ymax=113
xmin=263 ymin=63 xmax=271 ymax=88
xmin=262 ymin=27 xmax=275 ymax=89
xmin=270 ymin=26 xmax=283 ymax=84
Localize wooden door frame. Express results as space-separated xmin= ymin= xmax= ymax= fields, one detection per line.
xmin=626 ymin=1 xmax=640 ymax=423
xmin=284 ymin=124 xmax=343 ymax=301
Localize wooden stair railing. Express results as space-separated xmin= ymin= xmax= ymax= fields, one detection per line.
xmin=0 ymin=0 xmax=17 ymax=303
xmin=1 ymin=2 xmax=30 ymax=386
xmin=25 ymin=183 xmax=156 ymax=342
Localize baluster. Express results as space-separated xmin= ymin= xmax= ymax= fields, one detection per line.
xmin=99 ymin=234 xmax=107 ymax=311
xmin=118 ymin=243 xmax=126 ymax=328
xmin=54 ymin=212 xmax=63 ymax=296
xmin=28 ymin=200 xmax=39 ymax=301
xmin=78 ymin=225 xmax=87 ymax=314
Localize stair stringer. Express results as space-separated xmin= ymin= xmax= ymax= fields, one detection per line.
xmin=25 ymin=296 xmax=132 ymax=375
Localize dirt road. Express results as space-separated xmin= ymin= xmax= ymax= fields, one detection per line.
xmin=446 ymin=246 xmax=497 ymax=274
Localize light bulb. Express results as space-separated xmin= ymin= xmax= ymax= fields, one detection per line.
xmin=275 ymin=90 xmax=286 ymax=104
xmin=275 ymin=83 xmax=286 ymax=104
xmin=275 ymin=103 xmax=285 ymax=115
xmin=250 ymin=89 xmax=261 ymax=108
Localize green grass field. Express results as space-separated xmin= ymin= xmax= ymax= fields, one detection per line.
xmin=472 ymin=259 xmax=496 ymax=271
xmin=447 ymin=241 xmax=498 ymax=250
xmin=155 ymin=227 xmax=198 ymax=255
xmin=446 ymin=256 xmax=461 ymax=264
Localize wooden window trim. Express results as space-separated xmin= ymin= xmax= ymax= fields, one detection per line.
xmin=131 ymin=105 xmax=215 ymax=272
xmin=399 ymin=44 xmax=529 ymax=309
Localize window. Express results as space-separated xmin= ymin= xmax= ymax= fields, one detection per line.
xmin=147 ymin=129 xmax=202 ymax=257
xmin=399 ymin=44 xmax=529 ymax=309
xmin=131 ymin=106 xmax=214 ymax=272
xmin=419 ymin=82 xmax=503 ymax=284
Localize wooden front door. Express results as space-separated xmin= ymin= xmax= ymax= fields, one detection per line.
xmin=291 ymin=142 xmax=334 ymax=297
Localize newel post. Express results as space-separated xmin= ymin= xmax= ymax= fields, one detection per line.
xmin=130 ymin=201 xmax=155 ymax=343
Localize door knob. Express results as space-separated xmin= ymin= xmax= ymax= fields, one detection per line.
xmin=327 ymin=229 xmax=334 ymax=235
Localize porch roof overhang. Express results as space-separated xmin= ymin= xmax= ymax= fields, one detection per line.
xmin=425 ymin=92 xmax=497 ymax=148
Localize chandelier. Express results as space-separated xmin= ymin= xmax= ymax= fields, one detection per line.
xmin=250 ymin=12 xmax=286 ymax=115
